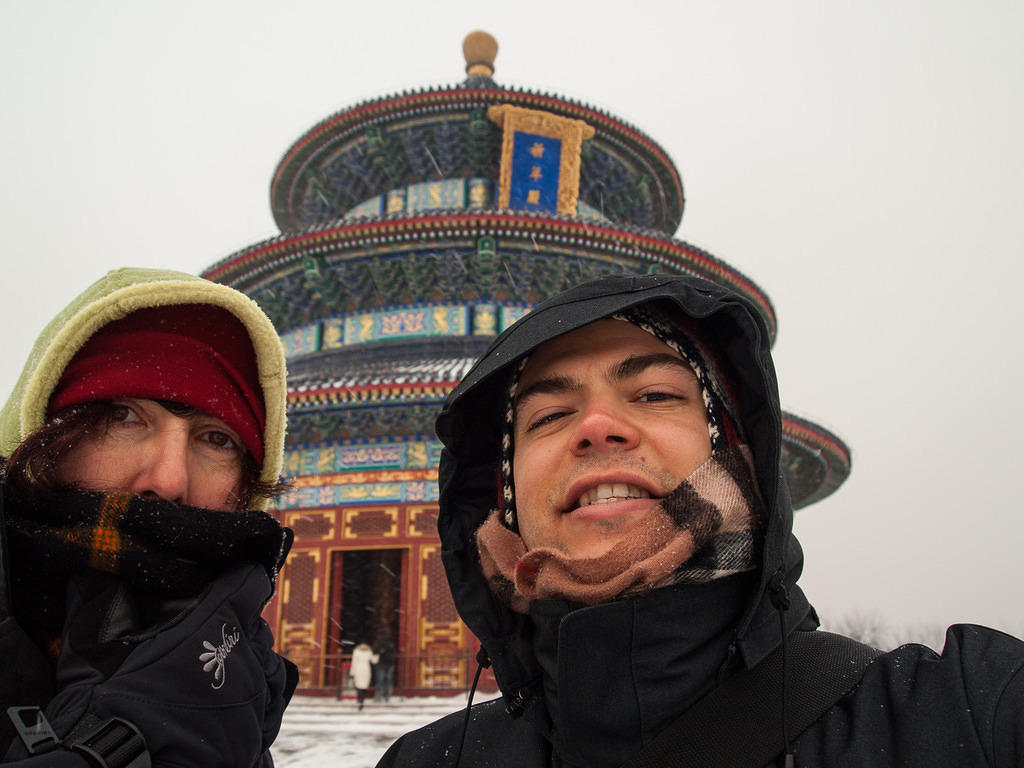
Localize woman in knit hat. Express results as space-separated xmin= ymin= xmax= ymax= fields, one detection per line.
xmin=0 ymin=267 xmax=296 ymax=767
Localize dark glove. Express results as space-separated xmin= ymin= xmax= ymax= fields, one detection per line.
xmin=4 ymin=563 xmax=297 ymax=767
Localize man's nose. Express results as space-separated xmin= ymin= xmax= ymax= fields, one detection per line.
xmin=132 ymin=430 xmax=190 ymax=505
xmin=570 ymin=400 xmax=640 ymax=456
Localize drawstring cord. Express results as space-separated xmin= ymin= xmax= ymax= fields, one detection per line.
xmin=769 ymin=569 xmax=795 ymax=768
xmin=453 ymin=647 xmax=491 ymax=767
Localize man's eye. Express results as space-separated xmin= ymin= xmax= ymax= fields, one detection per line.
xmin=527 ymin=411 xmax=568 ymax=432
xmin=637 ymin=391 xmax=679 ymax=403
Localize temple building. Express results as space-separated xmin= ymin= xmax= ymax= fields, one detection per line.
xmin=202 ymin=32 xmax=850 ymax=696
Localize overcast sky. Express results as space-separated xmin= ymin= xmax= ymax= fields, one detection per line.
xmin=2 ymin=0 xmax=1022 ymax=639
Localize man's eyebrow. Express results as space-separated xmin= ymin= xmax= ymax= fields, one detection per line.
xmin=513 ymin=375 xmax=581 ymax=413
xmin=613 ymin=353 xmax=695 ymax=381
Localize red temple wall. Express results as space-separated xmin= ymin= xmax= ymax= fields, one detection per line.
xmin=262 ymin=502 xmax=491 ymax=695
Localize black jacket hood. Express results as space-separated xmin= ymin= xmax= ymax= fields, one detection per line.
xmin=435 ymin=273 xmax=816 ymax=705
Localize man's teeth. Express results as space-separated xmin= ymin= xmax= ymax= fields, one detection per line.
xmin=577 ymin=483 xmax=651 ymax=508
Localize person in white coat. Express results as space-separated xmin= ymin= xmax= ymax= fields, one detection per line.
xmin=350 ymin=642 xmax=379 ymax=710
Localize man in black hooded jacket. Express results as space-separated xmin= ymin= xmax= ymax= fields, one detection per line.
xmin=379 ymin=273 xmax=1024 ymax=767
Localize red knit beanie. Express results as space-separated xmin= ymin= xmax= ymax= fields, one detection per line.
xmin=48 ymin=304 xmax=266 ymax=464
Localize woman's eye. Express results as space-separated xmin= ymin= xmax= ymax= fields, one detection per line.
xmin=201 ymin=431 xmax=239 ymax=451
xmin=109 ymin=404 xmax=141 ymax=423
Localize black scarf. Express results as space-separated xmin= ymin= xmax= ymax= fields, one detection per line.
xmin=2 ymin=486 xmax=292 ymax=642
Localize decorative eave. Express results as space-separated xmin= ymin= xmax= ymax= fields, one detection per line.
xmin=202 ymin=209 xmax=776 ymax=341
xmin=288 ymin=356 xmax=476 ymax=410
xmin=288 ymin=383 xmax=454 ymax=410
xmin=269 ymin=84 xmax=684 ymax=234
xmin=780 ymin=412 xmax=852 ymax=509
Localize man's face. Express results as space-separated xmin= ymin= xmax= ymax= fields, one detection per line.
xmin=56 ymin=398 xmax=246 ymax=512
xmin=512 ymin=319 xmax=712 ymax=559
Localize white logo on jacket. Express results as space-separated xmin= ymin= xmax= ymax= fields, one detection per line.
xmin=199 ymin=623 xmax=241 ymax=690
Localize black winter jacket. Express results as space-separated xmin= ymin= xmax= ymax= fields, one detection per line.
xmin=0 ymin=485 xmax=297 ymax=767
xmin=378 ymin=274 xmax=1024 ymax=767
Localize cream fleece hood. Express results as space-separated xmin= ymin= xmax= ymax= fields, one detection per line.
xmin=0 ymin=267 xmax=287 ymax=504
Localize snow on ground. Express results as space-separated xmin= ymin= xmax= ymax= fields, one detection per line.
xmin=273 ymin=693 xmax=499 ymax=767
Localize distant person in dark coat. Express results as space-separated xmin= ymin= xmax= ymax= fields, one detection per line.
xmin=373 ymin=628 xmax=397 ymax=702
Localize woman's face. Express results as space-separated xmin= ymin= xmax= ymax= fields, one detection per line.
xmin=55 ymin=398 xmax=246 ymax=512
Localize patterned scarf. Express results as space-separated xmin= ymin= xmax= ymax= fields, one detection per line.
xmin=3 ymin=487 xmax=292 ymax=643
xmin=476 ymin=445 xmax=763 ymax=612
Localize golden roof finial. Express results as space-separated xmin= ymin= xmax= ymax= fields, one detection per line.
xmin=463 ymin=30 xmax=498 ymax=78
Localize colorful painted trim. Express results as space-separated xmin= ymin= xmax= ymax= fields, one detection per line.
xmin=282 ymin=438 xmax=442 ymax=477
xmin=272 ymin=472 xmax=438 ymax=509
xmin=346 ymin=179 xmax=601 ymax=223
xmin=274 ymin=438 xmax=444 ymax=510
xmin=275 ymin=303 xmax=527 ymax=360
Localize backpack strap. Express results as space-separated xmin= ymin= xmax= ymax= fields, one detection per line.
xmin=622 ymin=631 xmax=881 ymax=768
